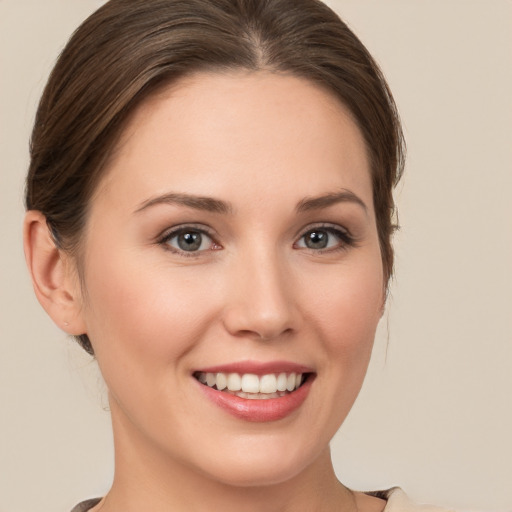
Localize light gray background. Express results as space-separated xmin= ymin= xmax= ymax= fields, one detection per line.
xmin=1 ymin=1 xmax=511 ymax=511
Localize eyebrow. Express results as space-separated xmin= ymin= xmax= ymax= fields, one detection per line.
xmin=296 ymin=190 xmax=368 ymax=214
xmin=135 ymin=192 xmax=232 ymax=214
xmin=135 ymin=189 xmax=367 ymax=216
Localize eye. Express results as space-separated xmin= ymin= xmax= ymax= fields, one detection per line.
xmin=295 ymin=226 xmax=353 ymax=252
xmin=160 ymin=227 xmax=219 ymax=254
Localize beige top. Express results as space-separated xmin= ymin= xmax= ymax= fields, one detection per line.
xmin=374 ymin=488 xmax=455 ymax=511
xmin=71 ymin=487 xmax=455 ymax=511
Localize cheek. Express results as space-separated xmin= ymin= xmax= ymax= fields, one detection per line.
xmin=310 ymin=255 xmax=384 ymax=365
xmin=81 ymin=252 xmax=220 ymax=374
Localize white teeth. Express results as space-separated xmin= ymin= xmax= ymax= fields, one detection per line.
xmin=241 ymin=374 xmax=260 ymax=393
xmin=286 ymin=373 xmax=296 ymax=392
xmin=259 ymin=374 xmax=277 ymax=393
xmin=206 ymin=373 xmax=216 ymax=387
xmin=216 ymin=372 xmax=227 ymax=390
xmin=196 ymin=371 xmax=306 ymax=397
xmin=227 ymin=373 xmax=242 ymax=391
xmin=276 ymin=373 xmax=288 ymax=392
xmin=229 ymin=391 xmax=285 ymax=399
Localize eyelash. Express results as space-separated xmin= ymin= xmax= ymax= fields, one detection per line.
xmin=157 ymin=225 xmax=220 ymax=258
xmin=156 ymin=223 xmax=356 ymax=257
xmin=294 ymin=224 xmax=356 ymax=253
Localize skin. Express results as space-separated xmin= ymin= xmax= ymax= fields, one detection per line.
xmin=25 ymin=71 xmax=386 ymax=512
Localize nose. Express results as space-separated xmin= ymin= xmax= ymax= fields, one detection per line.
xmin=222 ymin=248 xmax=297 ymax=341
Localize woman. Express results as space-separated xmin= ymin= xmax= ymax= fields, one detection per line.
xmin=23 ymin=0 xmax=448 ymax=510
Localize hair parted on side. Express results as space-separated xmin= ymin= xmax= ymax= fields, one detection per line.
xmin=26 ymin=0 xmax=405 ymax=356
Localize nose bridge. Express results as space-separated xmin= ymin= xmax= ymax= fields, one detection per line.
xmin=223 ymin=242 xmax=295 ymax=340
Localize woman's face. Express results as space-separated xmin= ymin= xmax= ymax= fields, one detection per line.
xmin=75 ymin=71 xmax=384 ymax=486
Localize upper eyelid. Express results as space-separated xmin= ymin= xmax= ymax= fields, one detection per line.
xmin=157 ymin=225 xmax=220 ymax=257
xmin=294 ymin=224 xmax=357 ymax=252
xmin=294 ymin=222 xmax=352 ymax=240
xmin=155 ymin=222 xmax=353 ymax=247
xmin=157 ymin=223 xmax=217 ymax=241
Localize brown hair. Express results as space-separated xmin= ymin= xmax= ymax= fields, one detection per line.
xmin=26 ymin=0 xmax=405 ymax=355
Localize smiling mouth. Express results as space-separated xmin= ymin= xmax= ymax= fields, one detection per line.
xmin=193 ymin=371 xmax=310 ymax=399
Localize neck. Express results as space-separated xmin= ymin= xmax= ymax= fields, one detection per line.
xmin=97 ymin=404 xmax=357 ymax=512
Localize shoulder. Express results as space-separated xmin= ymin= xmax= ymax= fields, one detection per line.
xmin=367 ymin=488 xmax=456 ymax=512
xmin=70 ymin=498 xmax=102 ymax=512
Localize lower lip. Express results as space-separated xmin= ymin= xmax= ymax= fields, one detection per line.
xmin=196 ymin=376 xmax=313 ymax=422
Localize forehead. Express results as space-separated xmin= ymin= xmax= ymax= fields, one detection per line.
xmin=94 ymin=70 xmax=372 ymax=214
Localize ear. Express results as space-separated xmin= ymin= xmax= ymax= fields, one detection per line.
xmin=23 ymin=211 xmax=87 ymax=335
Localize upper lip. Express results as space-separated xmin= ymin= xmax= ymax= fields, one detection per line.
xmin=194 ymin=360 xmax=314 ymax=376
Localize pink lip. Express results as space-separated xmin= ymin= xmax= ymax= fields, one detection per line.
xmin=193 ymin=361 xmax=315 ymax=423
xmin=194 ymin=360 xmax=314 ymax=376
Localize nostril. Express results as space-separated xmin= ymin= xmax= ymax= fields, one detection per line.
xmin=221 ymin=272 xmax=296 ymax=340
xmin=256 ymin=327 xmax=294 ymax=341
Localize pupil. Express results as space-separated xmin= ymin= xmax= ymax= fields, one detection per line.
xmin=178 ymin=232 xmax=202 ymax=251
xmin=306 ymin=230 xmax=328 ymax=249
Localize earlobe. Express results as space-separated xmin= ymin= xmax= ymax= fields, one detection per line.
xmin=23 ymin=211 xmax=87 ymax=335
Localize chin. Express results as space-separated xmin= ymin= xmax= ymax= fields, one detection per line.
xmin=188 ymin=431 xmax=328 ymax=488
xmin=203 ymin=459 xmax=308 ymax=488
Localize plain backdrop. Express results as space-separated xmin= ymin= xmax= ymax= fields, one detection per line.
xmin=1 ymin=1 xmax=511 ymax=511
